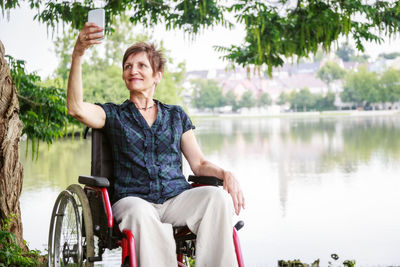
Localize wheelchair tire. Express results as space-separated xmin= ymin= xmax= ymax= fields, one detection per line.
xmin=48 ymin=184 xmax=94 ymax=266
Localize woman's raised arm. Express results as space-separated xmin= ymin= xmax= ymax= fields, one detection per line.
xmin=67 ymin=22 xmax=106 ymax=129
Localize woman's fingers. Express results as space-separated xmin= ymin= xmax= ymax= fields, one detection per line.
xmin=233 ymin=189 xmax=245 ymax=215
xmin=74 ymin=23 xmax=104 ymax=56
xmin=224 ymin=173 xmax=245 ymax=215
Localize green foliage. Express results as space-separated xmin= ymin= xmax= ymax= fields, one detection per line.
xmin=341 ymin=67 xmax=379 ymax=107
xmin=49 ymin=14 xmax=186 ymax=105
xmin=6 ymin=55 xmax=74 ymax=157
xmin=17 ymin=0 xmax=230 ymax=35
xmin=277 ymin=92 xmax=289 ymax=105
xmin=285 ymin=88 xmax=335 ymax=112
xmin=378 ymin=52 xmax=400 ymax=60
xmin=0 ymin=215 xmax=42 ymax=267
xmin=278 ymin=254 xmax=356 ymax=267
xmin=257 ymin=92 xmax=272 ymax=107
xmin=378 ymin=67 xmax=400 ymax=104
xmin=335 ymin=43 xmax=355 ymax=62
xmin=349 ymin=54 xmax=369 ymax=63
xmin=155 ymin=62 xmax=186 ymax=105
xmin=341 ymin=67 xmax=400 ymax=108
xmin=3 ymin=0 xmax=399 ymax=74
xmin=224 ymin=89 xmax=239 ymax=111
xmin=238 ymin=90 xmax=255 ymax=109
xmin=191 ymin=78 xmax=225 ymax=110
xmin=191 ymin=79 xmax=270 ymax=111
xmin=315 ymin=92 xmax=335 ymax=111
xmin=313 ymin=50 xmax=325 ymax=62
xmin=317 ymin=61 xmax=346 ymax=87
xmin=289 ymin=88 xmax=316 ymax=112
xmin=52 ymin=29 xmax=76 ymax=88
xmin=217 ymin=0 xmax=400 ymax=75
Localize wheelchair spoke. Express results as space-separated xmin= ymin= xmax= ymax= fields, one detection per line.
xmin=60 ymin=199 xmax=80 ymax=264
xmin=48 ymin=185 xmax=95 ymax=267
xmin=49 ymin=190 xmax=83 ymax=266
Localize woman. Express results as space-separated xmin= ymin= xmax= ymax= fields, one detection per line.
xmin=67 ymin=22 xmax=245 ymax=266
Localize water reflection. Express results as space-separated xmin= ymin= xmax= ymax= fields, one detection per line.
xmin=22 ymin=138 xmax=91 ymax=191
xmin=20 ymin=115 xmax=400 ymax=266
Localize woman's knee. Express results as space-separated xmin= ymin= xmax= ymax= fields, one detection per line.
xmin=201 ymin=187 xmax=233 ymax=210
xmin=113 ymin=197 xmax=157 ymax=224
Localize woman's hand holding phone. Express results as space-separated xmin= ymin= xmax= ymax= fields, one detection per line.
xmin=72 ymin=9 xmax=105 ymax=58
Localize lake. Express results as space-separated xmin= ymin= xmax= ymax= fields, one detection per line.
xmin=19 ymin=114 xmax=400 ymax=266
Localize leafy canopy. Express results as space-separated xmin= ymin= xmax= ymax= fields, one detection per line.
xmin=7 ymin=55 xmax=75 ymax=158
xmin=2 ymin=0 xmax=400 ymax=74
xmin=341 ymin=67 xmax=400 ymax=107
xmin=48 ymin=14 xmax=187 ymax=105
xmin=317 ymin=60 xmax=346 ymax=87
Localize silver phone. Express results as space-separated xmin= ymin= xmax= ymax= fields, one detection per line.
xmin=88 ymin=8 xmax=105 ymax=39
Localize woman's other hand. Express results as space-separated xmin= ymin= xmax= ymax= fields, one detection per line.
xmin=222 ymin=171 xmax=245 ymax=215
xmin=73 ymin=22 xmax=104 ymax=57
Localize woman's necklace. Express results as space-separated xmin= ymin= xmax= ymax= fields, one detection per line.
xmin=135 ymin=101 xmax=155 ymax=111
xmin=137 ymin=104 xmax=154 ymax=111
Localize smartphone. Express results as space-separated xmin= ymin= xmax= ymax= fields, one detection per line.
xmin=88 ymin=8 xmax=105 ymax=39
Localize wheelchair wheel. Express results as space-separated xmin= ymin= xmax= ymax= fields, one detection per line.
xmin=48 ymin=184 xmax=94 ymax=266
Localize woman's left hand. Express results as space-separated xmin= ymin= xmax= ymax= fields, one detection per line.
xmin=222 ymin=171 xmax=245 ymax=215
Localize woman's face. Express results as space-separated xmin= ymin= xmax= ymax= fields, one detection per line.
xmin=122 ymin=52 xmax=161 ymax=94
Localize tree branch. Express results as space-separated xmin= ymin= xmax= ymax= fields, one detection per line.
xmin=17 ymin=94 xmax=42 ymax=107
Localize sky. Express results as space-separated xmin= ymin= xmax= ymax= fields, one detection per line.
xmin=1 ymin=3 xmax=400 ymax=78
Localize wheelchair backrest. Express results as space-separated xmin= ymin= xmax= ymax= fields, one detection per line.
xmin=91 ymin=128 xmax=114 ymax=179
xmin=87 ymin=129 xmax=118 ymax=242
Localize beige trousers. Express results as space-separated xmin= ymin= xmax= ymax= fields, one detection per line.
xmin=112 ymin=186 xmax=238 ymax=267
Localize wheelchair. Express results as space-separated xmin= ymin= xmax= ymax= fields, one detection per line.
xmin=48 ymin=128 xmax=245 ymax=267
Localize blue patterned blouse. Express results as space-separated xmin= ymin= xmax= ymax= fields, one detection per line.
xmin=97 ymin=99 xmax=195 ymax=204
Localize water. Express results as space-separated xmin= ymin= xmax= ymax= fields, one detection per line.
xmin=20 ymin=115 xmax=400 ymax=266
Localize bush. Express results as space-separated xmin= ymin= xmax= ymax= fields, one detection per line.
xmin=0 ymin=215 xmax=43 ymax=267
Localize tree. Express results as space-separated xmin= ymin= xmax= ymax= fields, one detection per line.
xmin=256 ymin=92 xmax=272 ymax=108
xmin=238 ymin=90 xmax=255 ymax=109
xmin=2 ymin=0 xmax=400 ymax=251
xmin=191 ymin=79 xmax=225 ymax=110
xmin=341 ymin=67 xmax=379 ymax=108
xmin=1 ymin=46 xmax=73 ymax=250
xmin=3 ymin=0 xmax=400 ymax=72
xmin=277 ymin=92 xmax=289 ymax=106
xmin=378 ymin=68 xmax=400 ymax=106
xmin=335 ymin=42 xmax=355 ymax=62
xmin=224 ymin=89 xmax=239 ymax=111
xmin=317 ymin=60 xmax=346 ymax=91
xmin=350 ymin=54 xmax=370 ymax=63
xmin=378 ymin=52 xmax=400 ymax=60
xmin=0 ymin=42 xmax=25 ymax=249
xmin=289 ymin=88 xmax=316 ymax=112
xmin=50 ymin=15 xmax=186 ymax=105
xmin=315 ymin=92 xmax=335 ymax=111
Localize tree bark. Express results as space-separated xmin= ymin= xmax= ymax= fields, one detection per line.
xmin=0 ymin=40 xmax=27 ymax=250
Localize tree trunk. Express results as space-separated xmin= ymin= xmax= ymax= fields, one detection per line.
xmin=0 ymin=40 xmax=27 ymax=250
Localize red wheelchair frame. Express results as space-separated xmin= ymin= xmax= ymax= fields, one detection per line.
xmin=48 ymin=128 xmax=245 ymax=267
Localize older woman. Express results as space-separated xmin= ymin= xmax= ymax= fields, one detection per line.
xmin=67 ymin=22 xmax=245 ymax=267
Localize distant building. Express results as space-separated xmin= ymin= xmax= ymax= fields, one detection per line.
xmin=184 ymin=54 xmax=399 ymax=112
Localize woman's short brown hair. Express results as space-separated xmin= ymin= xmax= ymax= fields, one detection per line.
xmin=122 ymin=42 xmax=165 ymax=74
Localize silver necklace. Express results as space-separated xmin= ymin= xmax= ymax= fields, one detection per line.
xmin=136 ymin=104 xmax=154 ymax=111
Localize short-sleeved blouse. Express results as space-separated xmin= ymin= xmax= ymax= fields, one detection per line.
xmin=97 ymin=99 xmax=195 ymax=204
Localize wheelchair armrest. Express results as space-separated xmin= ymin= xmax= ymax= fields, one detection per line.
xmin=188 ymin=175 xmax=223 ymax=186
xmin=79 ymin=175 xmax=110 ymax=187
